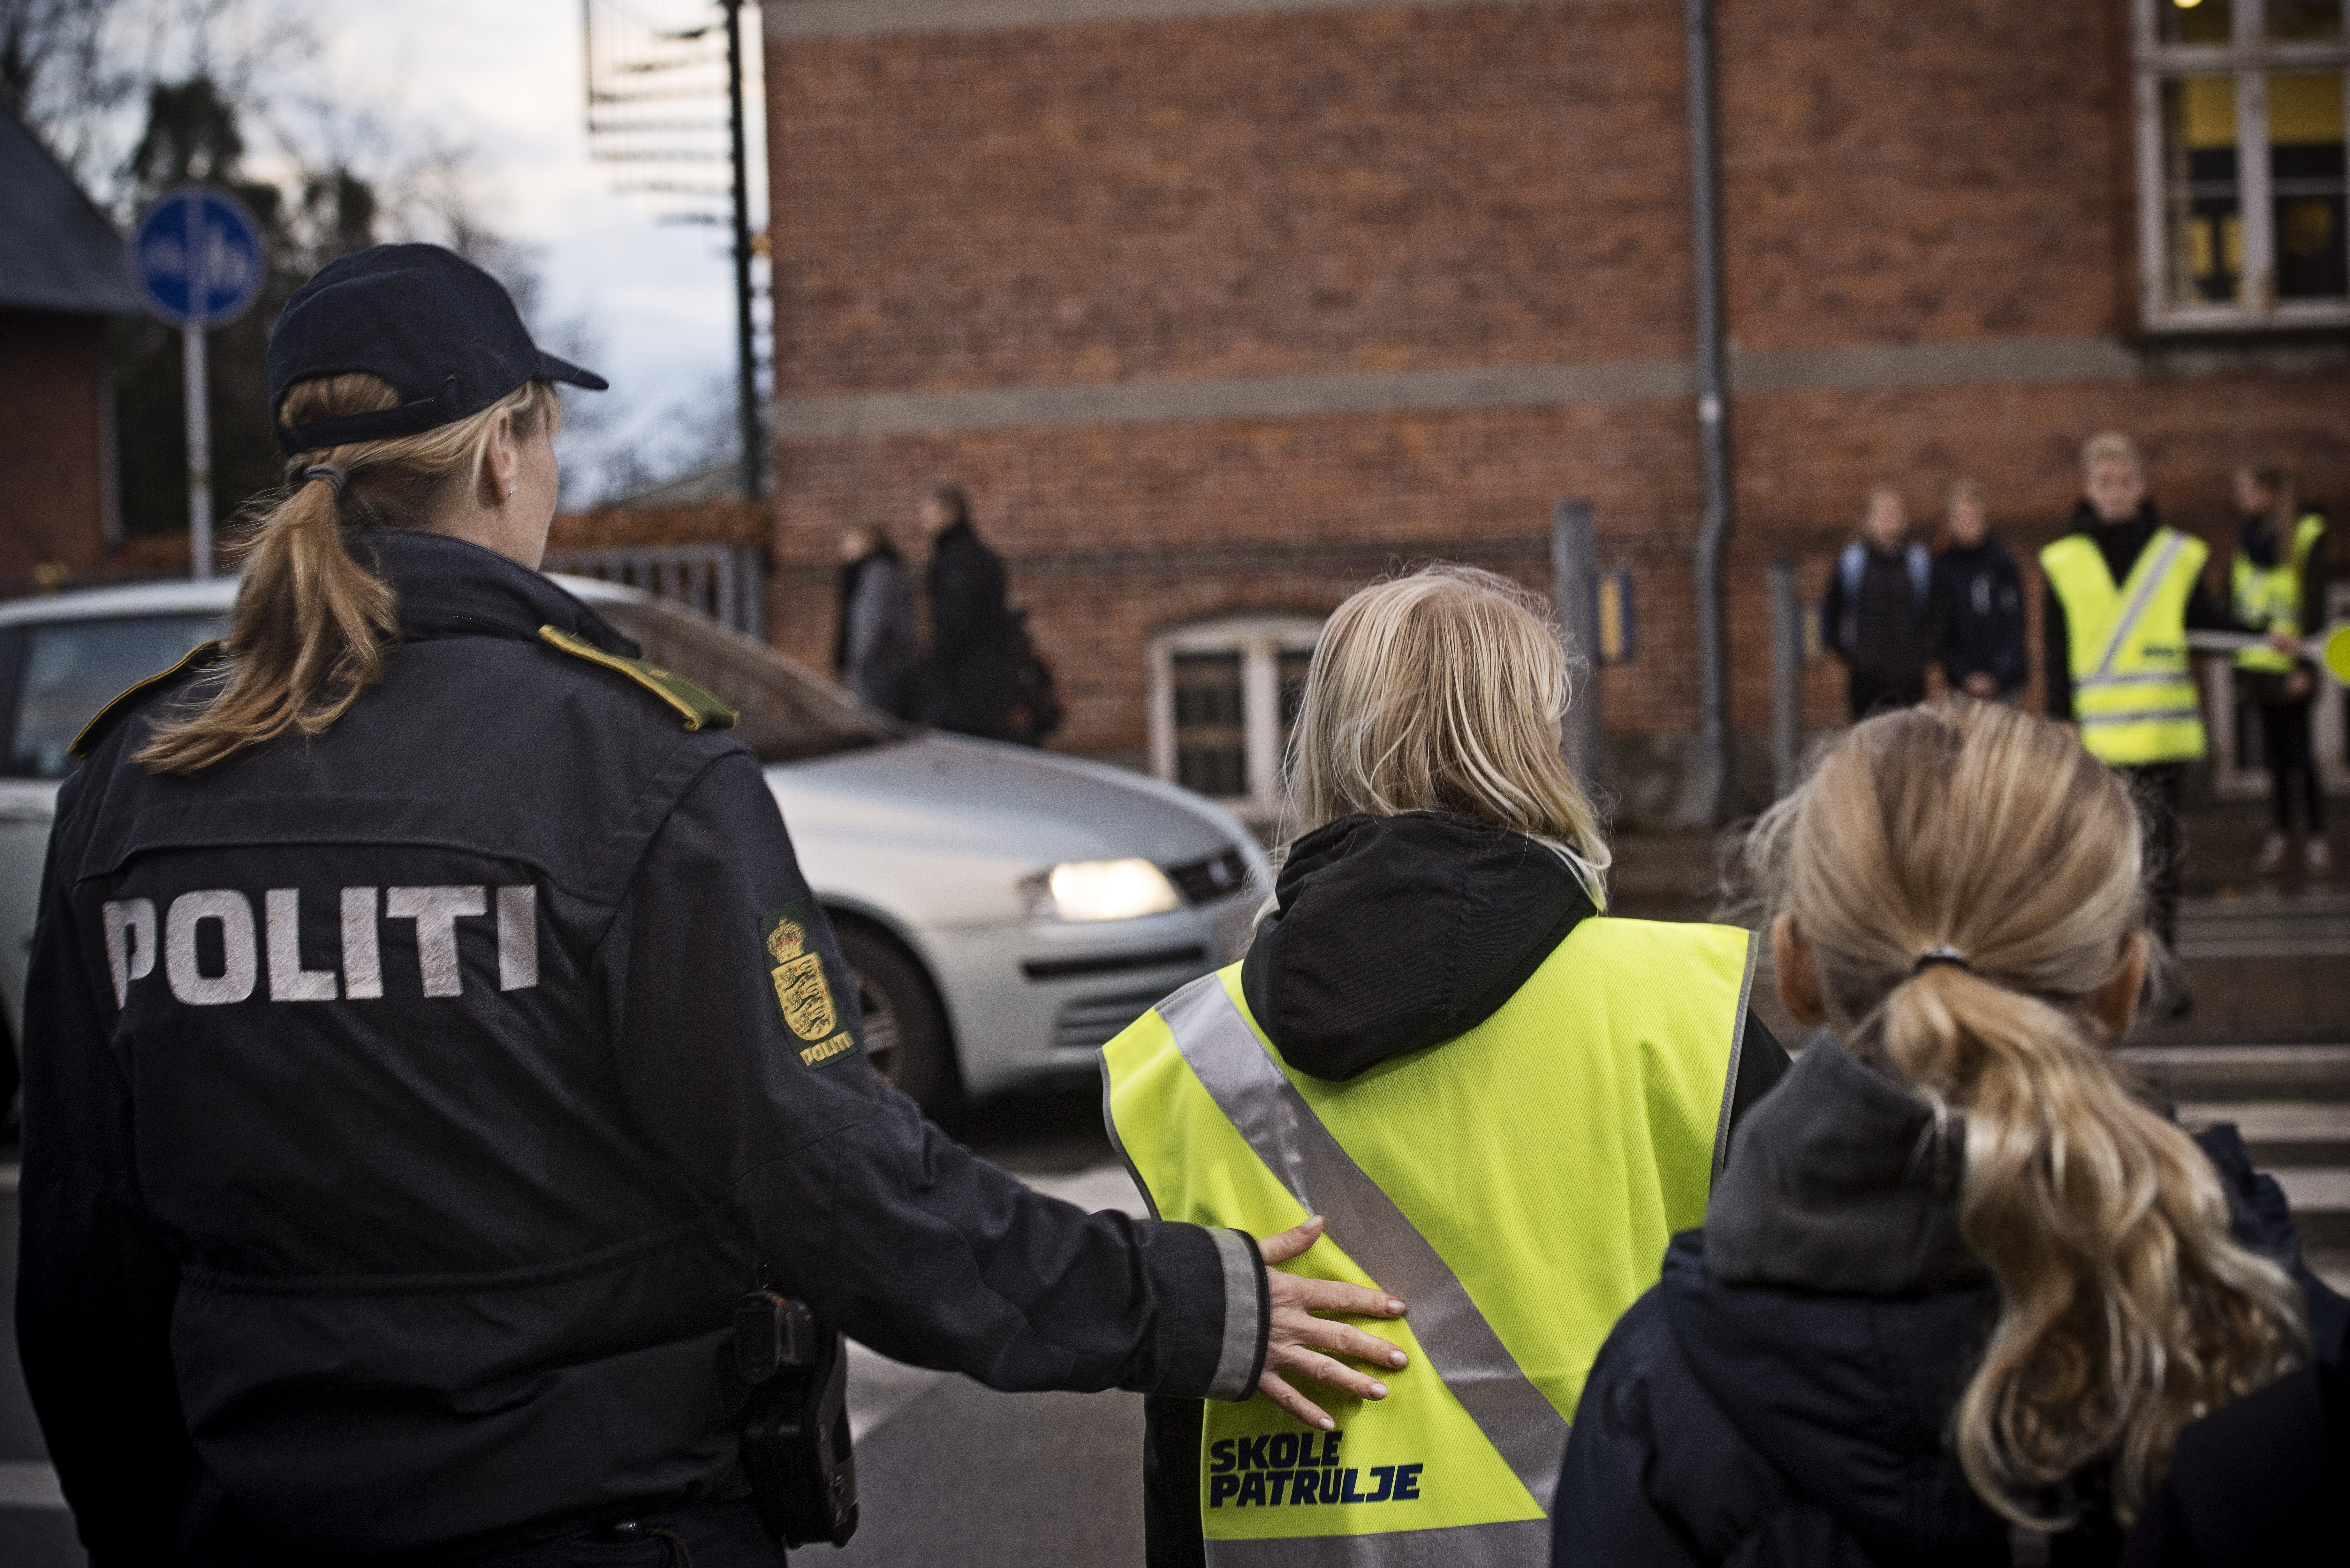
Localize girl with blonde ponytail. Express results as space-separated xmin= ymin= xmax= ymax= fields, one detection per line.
xmin=1557 ymin=700 xmax=2333 ymax=1566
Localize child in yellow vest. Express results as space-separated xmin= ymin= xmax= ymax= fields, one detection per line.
xmin=2231 ymin=464 xmax=2333 ymax=876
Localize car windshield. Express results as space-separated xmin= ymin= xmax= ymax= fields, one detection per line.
xmin=9 ymin=614 xmax=231 ymax=779
xmin=591 ymin=597 xmax=898 ymax=764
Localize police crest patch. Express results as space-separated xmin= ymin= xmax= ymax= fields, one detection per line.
xmin=757 ymin=901 xmax=860 ymax=1069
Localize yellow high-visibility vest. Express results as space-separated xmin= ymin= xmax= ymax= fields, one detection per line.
xmin=1100 ymin=918 xmax=1756 ymax=1565
xmin=2231 ymin=515 xmax=2327 ymax=676
xmin=2041 ymin=526 xmax=2210 ymax=765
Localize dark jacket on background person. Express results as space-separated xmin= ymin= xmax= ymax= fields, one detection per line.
xmin=1553 ymin=1036 xmax=2347 ymax=1568
xmin=834 ymin=542 xmax=922 ymax=720
xmin=2043 ymin=500 xmax=2237 ymax=721
xmin=1822 ymin=541 xmax=1940 ymax=712
xmin=925 ymin=516 xmax=1020 ymax=740
xmin=17 ymin=531 xmax=1264 ymax=1564
xmin=1937 ymin=536 xmax=2029 ymax=695
xmin=1144 ymin=811 xmax=1793 ymax=1567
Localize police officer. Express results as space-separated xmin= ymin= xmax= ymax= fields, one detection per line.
xmin=15 ymin=245 xmax=1406 ymax=1564
xmin=1100 ymin=568 xmax=1790 ymax=1565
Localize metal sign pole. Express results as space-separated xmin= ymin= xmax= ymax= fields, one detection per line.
xmin=724 ymin=0 xmax=761 ymax=502
xmin=130 ymin=184 xmax=258 ymax=582
xmin=183 ymin=187 xmax=213 ymax=579
xmin=184 ymin=321 xmax=212 ymax=579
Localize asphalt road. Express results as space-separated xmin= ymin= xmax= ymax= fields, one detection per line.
xmin=0 ymin=1081 xmax=1150 ymax=1566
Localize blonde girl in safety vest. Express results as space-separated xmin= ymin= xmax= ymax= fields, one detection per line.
xmin=2231 ymin=464 xmax=2333 ymax=876
xmin=1102 ymin=565 xmax=1791 ymax=1566
xmin=1556 ymin=700 xmax=2328 ymax=1564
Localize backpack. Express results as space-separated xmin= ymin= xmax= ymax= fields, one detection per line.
xmin=998 ymin=607 xmax=1064 ymax=745
xmin=1837 ymin=541 xmax=1932 ymax=652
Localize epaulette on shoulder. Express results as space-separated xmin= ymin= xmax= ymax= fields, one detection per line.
xmin=69 ymin=639 xmax=227 ymax=760
xmin=538 ymin=625 xmax=738 ymax=733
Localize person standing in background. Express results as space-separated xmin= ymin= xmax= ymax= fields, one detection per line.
xmin=1821 ymin=485 xmax=1937 ymax=720
xmin=2042 ymin=432 xmax=2241 ymax=1003
xmin=1934 ymin=479 xmax=2028 ymax=701
xmin=2231 ymin=465 xmax=2333 ymax=876
xmin=922 ymin=486 xmax=1021 ymax=742
xmin=833 ymin=522 xmax=922 ymax=720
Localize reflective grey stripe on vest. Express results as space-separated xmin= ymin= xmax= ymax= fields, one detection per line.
xmin=1708 ymin=930 xmax=1762 ymax=1184
xmin=1203 ymin=1518 xmax=1553 ymax=1568
xmin=1156 ymin=977 xmax=1572 ymax=1537
xmin=2076 ymin=671 xmax=2197 ymax=689
xmin=2080 ymin=707 xmax=2202 ymax=727
xmin=2090 ymin=530 xmax=2187 ymax=678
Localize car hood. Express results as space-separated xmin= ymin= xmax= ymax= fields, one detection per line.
xmin=767 ymin=734 xmax=1260 ymax=929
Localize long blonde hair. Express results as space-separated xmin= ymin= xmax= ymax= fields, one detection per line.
xmin=138 ymin=372 xmax=561 ymax=775
xmin=1285 ymin=564 xmax=1610 ymax=901
xmin=1746 ymin=701 xmax=2303 ymax=1526
xmin=2236 ymin=463 xmax=2300 ymax=536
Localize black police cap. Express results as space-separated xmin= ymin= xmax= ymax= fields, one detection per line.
xmin=269 ymin=243 xmax=607 ymax=456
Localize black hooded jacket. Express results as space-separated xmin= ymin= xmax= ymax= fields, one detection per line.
xmin=1935 ymin=537 xmax=2028 ymax=695
xmin=1555 ymin=1036 xmax=2347 ymax=1568
xmin=1142 ymin=812 xmax=1792 ymax=1566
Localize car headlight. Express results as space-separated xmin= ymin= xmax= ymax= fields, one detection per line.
xmin=1022 ymin=859 xmax=1183 ymax=923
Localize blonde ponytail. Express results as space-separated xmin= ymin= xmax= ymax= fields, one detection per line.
xmin=1747 ymin=701 xmax=2304 ymax=1526
xmin=137 ymin=373 xmax=561 ymax=775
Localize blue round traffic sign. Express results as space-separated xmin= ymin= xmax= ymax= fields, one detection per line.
xmin=130 ymin=185 xmax=266 ymax=328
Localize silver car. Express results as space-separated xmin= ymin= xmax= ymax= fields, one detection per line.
xmin=0 ymin=575 xmax=1267 ymax=1115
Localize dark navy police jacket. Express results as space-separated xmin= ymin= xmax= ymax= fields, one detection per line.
xmin=17 ymin=531 xmax=1262 ymax=1563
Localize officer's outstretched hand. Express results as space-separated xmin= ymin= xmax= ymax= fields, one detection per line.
xmin=1256 ymin=1215 xmax=1410 ymax=1430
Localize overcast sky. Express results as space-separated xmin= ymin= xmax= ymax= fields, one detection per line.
xmin=322 ymin=0 xmax=767 ymax=492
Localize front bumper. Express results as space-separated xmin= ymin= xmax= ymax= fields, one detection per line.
xmin=910 ymin=893 xmax=1260 ymax=1098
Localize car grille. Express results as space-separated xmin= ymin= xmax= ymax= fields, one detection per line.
xmin=1053 ymin=989 xmax=1172 ymax=1052
xmin=1165 ymin=846 xmax=1253 ymax=906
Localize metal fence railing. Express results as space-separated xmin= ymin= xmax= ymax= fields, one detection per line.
xmin=543 ymin=543 xmax=767 ymax=640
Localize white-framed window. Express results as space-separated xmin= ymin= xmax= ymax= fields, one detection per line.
xmin=2135 ymin=0 xmax=2350 ymax=329
xmin=1146 ymin=615 xmax=1325 ymax=820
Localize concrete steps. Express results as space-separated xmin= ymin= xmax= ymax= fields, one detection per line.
xmin=2124 ymin=1044 xmax=2350 ymax=1290
xmin=2155 ymin=896 xmax=2350 ymax=1040
xmin=2174 ymin=1101 xmax=2350 ymax=1167
xmin=2174 ymin=893 xmax=2350 ymax=961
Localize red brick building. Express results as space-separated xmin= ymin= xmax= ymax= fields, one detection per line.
xmin=1 ymin=105 xmax=138 ymax=591
xmin=757 ymin=0 xmax=2350 ymax=818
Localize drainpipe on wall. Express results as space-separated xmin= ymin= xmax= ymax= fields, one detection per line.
xmin=1682 ymin=0 xmax=1733 ymax=827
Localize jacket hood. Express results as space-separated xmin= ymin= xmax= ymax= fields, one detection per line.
xmin=1663 ymin=1037 xmax=2010 ymax=1557
xmin=1239 ymin=812 xmax=1594 ymax=1080
xmin=1704 ymin=1034 xmax=1982 ymax=1294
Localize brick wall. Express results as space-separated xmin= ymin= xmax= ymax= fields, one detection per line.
xmin=769 ymin=0 xmax=1693 ymax=393
xmin=761 ymin=0 xmax=2350 ymax=790
xmin=0 ymin=310 xmax=115 ymax=580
